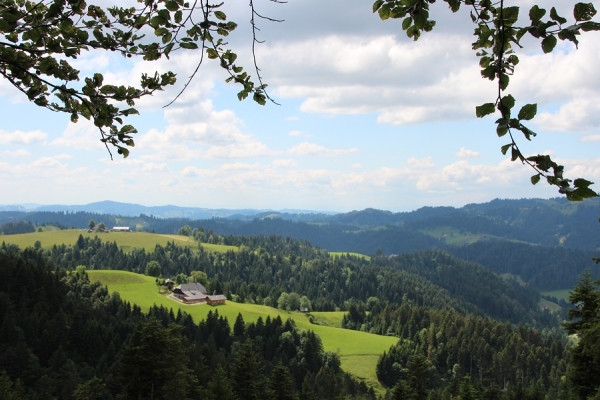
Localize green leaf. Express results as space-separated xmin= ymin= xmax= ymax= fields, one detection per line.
xmin=214 ymin=11 xmax=227 ymax=21
xmin=180 ymin=42 xmax=198 ymax=49
xmin=117 ymin=147 xmax=130 ymax=158
xmin=574 ymin=3 xmax=597 ymax=22
xmin=511 ymin=147 xmax=522 ymax=162
xmin=580 ymin=21 xmax=600 ymax=31
xmin=476 ymin=103 xmax=496 ymax=118
xmin=531 ymin=174 xmax=541 ymax=185
xmin=373 ymin=0 xmax=384 ymax=12
xmin=558 ymin=29 xmax=579 ymax=47
xmin=499 ymin=73 xmax=510 ymax=91
xmin=402 ymin=17 xmax=412 ymax=30
xmin=529 ymin=5 xmax=546 ymax=23
xmin=500 ymin=95 xmax=515 ymax=110
xmin=550 ymin=7 xmax=567 ymax=24
xmin=206 ymin=48 xmax=218 ymax=58
xmin=165 ymin=0 xmax=180 ymax=11
xmin=378 ymin=4 xmax=392 ymax=20
xmin=541 ymin=35 xmax=557 ymax=53
xmin=501 ymin=144 xmax=511 ymax=155
xmin=497 ymin=122 xmax=508 ymax=137
xmin=175 ymin=10 xmax=183 ymax=24
xmin=574 ymin=178 xmax=594 ymax=189
xmin=502 ymin=6 xmax=519 ymax=26
xmin=253 ymin=92 xmax=266 ymax=105
xmin=518 ymin=104 xmax=537 ymax=120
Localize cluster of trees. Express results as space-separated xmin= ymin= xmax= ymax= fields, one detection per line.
xmin=370 ymin=305 xmax=569 ymax=397
xmin=0 ymin=220 xmax=36 ymax=235
xmin=0 ymin=244 xmax=375 ymax=399
xmin=276 ymin=292 xmax=311 ymax=312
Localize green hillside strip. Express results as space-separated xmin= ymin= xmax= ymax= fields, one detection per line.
xmin=88 ymin=270 xmax=397 ymax=393
xmin=0 ymin=230 xmax=237 ymax=253
xmin=542 ymin=289 xmax=572 ymax=302
xmin=329 ymin=252 xmax=371 ymax=261
xmin=539 ymin=298 xmax=561 ymax=313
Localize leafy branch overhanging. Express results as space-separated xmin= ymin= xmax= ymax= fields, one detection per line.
xmin=373 ymin=0 xmax=600 ymax=200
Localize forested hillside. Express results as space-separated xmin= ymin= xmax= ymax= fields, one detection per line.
xmin=448 ymin=241 xmax=600 ymax=290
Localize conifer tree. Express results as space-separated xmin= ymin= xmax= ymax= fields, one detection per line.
xmin=232 ymin=339 xmax=272 ymax=400
xmin=564 ymin=270 xmax=600 ymax=399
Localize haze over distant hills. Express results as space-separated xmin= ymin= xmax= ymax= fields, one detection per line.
xmin=0 ymin=200 xmax=335 ymax=219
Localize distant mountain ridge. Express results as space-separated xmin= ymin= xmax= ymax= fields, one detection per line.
xmin=0 ymin=200 xmax=334 ymax=219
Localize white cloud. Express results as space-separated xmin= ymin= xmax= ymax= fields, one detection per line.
xmin=142 ymin=162 xmax=169 ymax=172
xmin=455 ymin=147 xmax=481 ymax=158
xmin=261 ymin=34 xmax=494 ymax=124
xmin=288 ymin=142 xmax=358 ymax=156
xmin=289 ymin=130 xmax=312 ymax=137
xmin=536 ymin=97 xmax=600 ymax=133
xmin=51 ymin=121 xmax=106 ymax=151
xmin=3 ymin=149 xmax=30 ymax=157
xmin=180 ymin=166 xmax=212 ymax=178
xmin=582 ymin=135 xmax=600 ymax=142
xmin=0 ymin=129 xmax=47 ymax=145
xmin=220 ymin=162 xmax=258 ymax=171
xmin=137 ymin=99 xmax=273 ymax=160
xmin=273 ymin=159 xmax=297 ymax=168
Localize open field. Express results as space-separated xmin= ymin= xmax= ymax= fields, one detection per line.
xmin=310 ymin=311 xmax=346 ymax=327
xmin=329 ymin=252 xmax=371 ymax=261
xmin=88 ymin=270 xmax=397 ymax=394
xmin=0 ymin=230 xmax=237 ymax=253
xmin=542 ymin=289 xmax=573 ymax=302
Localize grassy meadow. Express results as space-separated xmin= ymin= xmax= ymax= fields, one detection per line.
xmin=0 ymin=229 xmax=237 ymax=253
xmin=87 ymin=270 xmax=397 ymax=394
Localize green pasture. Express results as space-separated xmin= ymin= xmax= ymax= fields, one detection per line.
xmin=309 ymin=311 xmax=346 ymax=327
xmin=88 ymin=270 xmax=397 ymax=394
xmin=0 ymin=230 xmax=237 ymax=254
xmin=542 ymin=289 xmax=573 ymax=303
xmin=329 ymin=252 xmax=371 ymax=261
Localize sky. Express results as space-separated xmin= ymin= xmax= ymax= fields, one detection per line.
xmin=1 ymin=0 xmax=600 ymax=212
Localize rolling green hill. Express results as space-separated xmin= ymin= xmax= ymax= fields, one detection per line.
xmin=0 ymin=229 xmax=237 ymax=253
xmin=88 ymin=270 xmax=397 ymax=392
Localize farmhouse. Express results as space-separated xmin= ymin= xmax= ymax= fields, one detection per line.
xmin=172 ymin=283 xmax=226 ymax=306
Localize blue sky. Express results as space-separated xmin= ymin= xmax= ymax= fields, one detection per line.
xmin=1 ymin=0 xmax=599 ymax=212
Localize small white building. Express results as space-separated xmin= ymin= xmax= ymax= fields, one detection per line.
xmin=112 ymin=226 xmax=131 ymax=232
